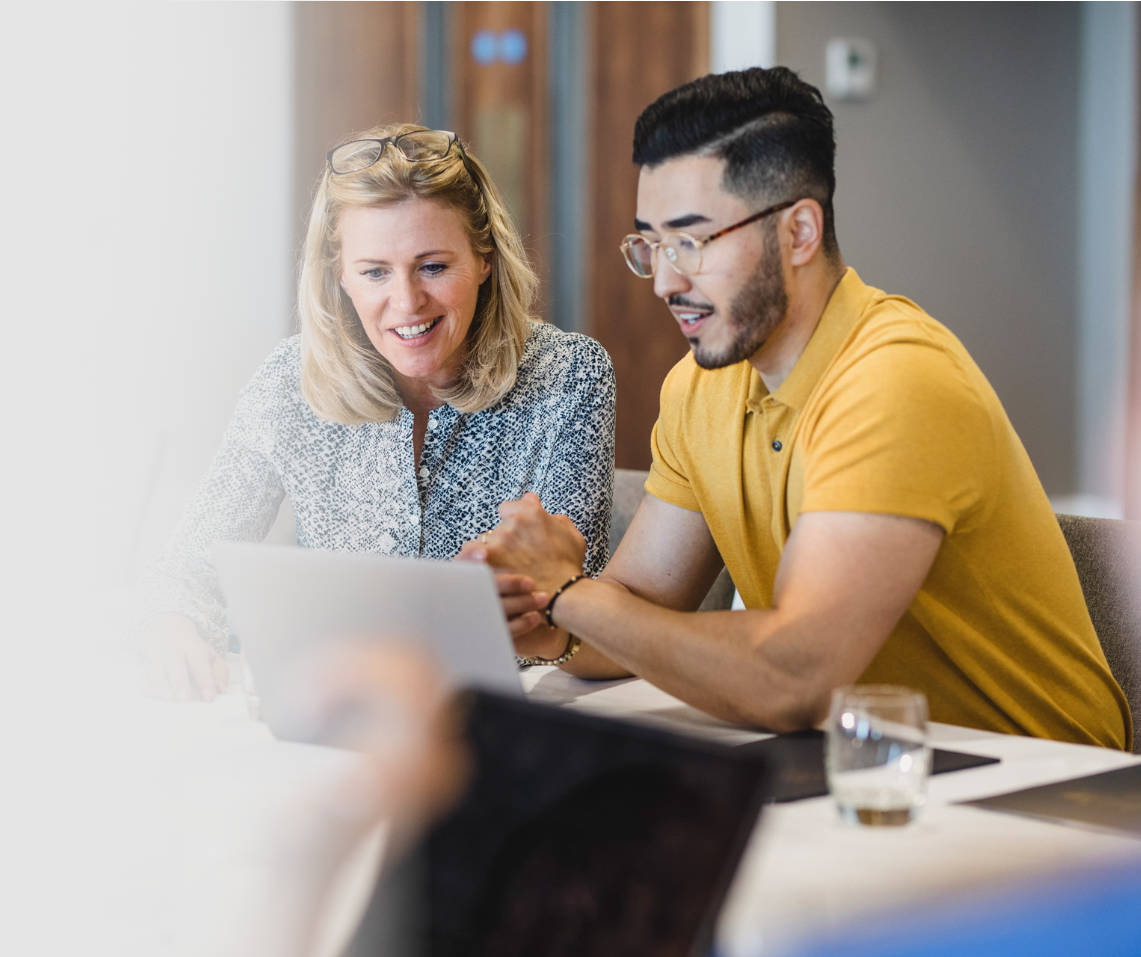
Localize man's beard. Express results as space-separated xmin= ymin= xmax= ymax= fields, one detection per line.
xmin=692 ymin=227 xmax=788 ymax=370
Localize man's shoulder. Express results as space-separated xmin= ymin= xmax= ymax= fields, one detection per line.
xmin=813 ymin=281 xmax=984 ymax=406
xmin=848 ymin=283 xmax=967 ymax=357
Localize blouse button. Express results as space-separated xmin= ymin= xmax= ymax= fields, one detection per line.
xmin=427 ymin=417 xmax=438 ymax=431
xmin=418 ymin=465 xmax=430 ymax=480
xmin=771 ymin=440 xmax=783 ymax=452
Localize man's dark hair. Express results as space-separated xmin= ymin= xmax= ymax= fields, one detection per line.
xmin=633 ymin=67 xmax=839 ymax=257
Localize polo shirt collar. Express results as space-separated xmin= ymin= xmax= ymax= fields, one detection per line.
xmin=746 ymin=267 xmax=873 ymax=413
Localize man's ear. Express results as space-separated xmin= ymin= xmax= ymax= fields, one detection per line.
xmin=786 ymin=199 xmax=824 ymax=267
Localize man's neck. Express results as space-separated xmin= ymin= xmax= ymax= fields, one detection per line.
xmin=749 ymin=258 xmax=846 ymax=393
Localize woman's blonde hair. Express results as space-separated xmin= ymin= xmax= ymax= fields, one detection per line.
xmin=298 ymin=122 xmax=538 ymax=422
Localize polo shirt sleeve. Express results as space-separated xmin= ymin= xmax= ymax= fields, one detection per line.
xmin=646 ymin=362 xmax=702 ymax=512
xmin=798 ymin=338 xmax=998 ymax=535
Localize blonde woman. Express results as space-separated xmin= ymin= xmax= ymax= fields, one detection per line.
xmin=140 ymin=125 xmax=615 ymax=699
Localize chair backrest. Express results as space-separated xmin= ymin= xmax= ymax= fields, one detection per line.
xmin=611 ymin=468 xmax=736 ymax=611
xmin=1056 ymin=513 xmax=1141 ymax=752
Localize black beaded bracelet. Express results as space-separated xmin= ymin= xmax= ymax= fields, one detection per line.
xmin=543 ymin=574 xmax=586 ymax=627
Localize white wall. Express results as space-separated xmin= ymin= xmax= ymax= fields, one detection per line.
xmin=776 ymin=3 xmax=1089 ymax=499
xmin=69 ymin=4 xmax=296 ymax=584
xmin=6 ymin=13 xmax=295 ymax=949
xmin=712 ymin=1 xmax=776 ymax=71
xmin=1077 ymin=2 xmax=1137 ymax=516
xmin=5 ymin=4 xmax=294 ymax=640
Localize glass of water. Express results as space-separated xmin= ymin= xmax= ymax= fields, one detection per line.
xmin=825 ymin=685 xmax=930 ymax=826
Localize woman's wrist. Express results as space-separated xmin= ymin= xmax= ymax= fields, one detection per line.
xmin=517 ymin=632 xmax=581 ymax=668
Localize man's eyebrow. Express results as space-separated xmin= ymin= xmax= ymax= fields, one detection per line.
xmin=634 ymin=213 xmax=713 ymax=232
xmin=665 ymin=213 xmax=712 ymax=229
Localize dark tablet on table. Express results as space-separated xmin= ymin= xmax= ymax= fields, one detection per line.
xmin=344 ymin=690 xmax=773 ymax=957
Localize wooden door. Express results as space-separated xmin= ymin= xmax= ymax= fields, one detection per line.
xmin=450 ymin=3 xmax=551 ymax=316
xmin=292 ymin=2 xmax=421 ymax=250
xmin=587 ymin=2 xmax=710 ymax=469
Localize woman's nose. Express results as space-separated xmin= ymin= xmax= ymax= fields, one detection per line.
xmin=391 ymin=272 xmax=426 ymax=312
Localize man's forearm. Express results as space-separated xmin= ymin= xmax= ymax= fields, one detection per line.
xmin=550 ymin=578 xmax=829 ymax=730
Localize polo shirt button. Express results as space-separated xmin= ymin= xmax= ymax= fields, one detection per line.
xmin=771 ymin=440 xmax=783 ymax=452
xmin=419 ymin=465 xmax=430 ymax=480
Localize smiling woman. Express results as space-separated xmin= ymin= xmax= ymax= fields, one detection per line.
xmin=136 ymin=124 xmax=616 ymax=700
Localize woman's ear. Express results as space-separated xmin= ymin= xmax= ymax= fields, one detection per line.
xmin=480 ymin=252 xmax=493 ymax=283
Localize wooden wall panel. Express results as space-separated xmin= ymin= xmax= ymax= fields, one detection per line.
xmin=292 ymin=3 xmax=420 ymax=251
xmin=587 ymin=2 xmax=710 ymax=470
xmin=450 ymin=3 xmax=550 ymax=316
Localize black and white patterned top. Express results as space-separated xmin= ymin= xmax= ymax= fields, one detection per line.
xmin=142 ymin=321 xmax=616 ymax=652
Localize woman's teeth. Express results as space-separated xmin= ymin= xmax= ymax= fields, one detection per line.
xmin=395 ymin=318 xmax=440 ymax=339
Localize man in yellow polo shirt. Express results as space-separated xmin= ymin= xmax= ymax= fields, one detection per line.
xmin=464 ymin=67 xmax=1131 ymax=749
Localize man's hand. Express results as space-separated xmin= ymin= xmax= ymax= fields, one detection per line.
xmin=138 ymin=614 xmax=229 ymax=701
xmin=459 ymin=493 xmax=586 ymax=593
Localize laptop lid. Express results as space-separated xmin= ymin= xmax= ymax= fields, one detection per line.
xmin=344 ymin=689 xmax=773 ymax=957
xmin=212 ymin=543 xmax=522 ymax=742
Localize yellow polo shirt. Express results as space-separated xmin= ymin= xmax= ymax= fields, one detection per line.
xmin=647 ymin=268 xmax=1131 ymax=749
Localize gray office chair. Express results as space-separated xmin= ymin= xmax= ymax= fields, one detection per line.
xmin=1056 ymin=513 xmax=1141 ymax=752
xmin=609 ymin=468 xmax=736 ymax=611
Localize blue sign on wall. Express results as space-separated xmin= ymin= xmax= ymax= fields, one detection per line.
xmin=471 ymin=29 xmax=528 ymax=65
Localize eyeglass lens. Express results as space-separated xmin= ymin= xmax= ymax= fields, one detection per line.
xmin=622 ymin=234 xmax=702 ymax=278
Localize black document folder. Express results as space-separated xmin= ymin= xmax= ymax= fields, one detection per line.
xmin=963 ymin=763 xmax=1141 ymax=837
xmin=734 ymin=729 xmax=999 ymax=803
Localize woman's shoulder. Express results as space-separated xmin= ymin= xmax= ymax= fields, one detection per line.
xmin=519 ymin=320 xmax=614 ymax=379
xmin=490 ymin=322 xmax=613 ymax=416
xmin=234 ymin=334 xmax=309 ymax=420
xmin=242 ymin=334 xmax=300 ymax=388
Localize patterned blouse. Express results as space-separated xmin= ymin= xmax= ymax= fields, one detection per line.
xmin=142 ymin=321 xmax=616 ymax=652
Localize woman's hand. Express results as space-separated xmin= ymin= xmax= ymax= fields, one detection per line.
xmin=487 ymin=572 xmax=548 ymax=637
xmin=138 ymin=613 xmax=229 ymax=701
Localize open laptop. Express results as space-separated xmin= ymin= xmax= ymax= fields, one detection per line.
xmin=212 ymin=542 xmax=522 ymax=742
xmin=344 ymin=689 xmax=774 ymax=957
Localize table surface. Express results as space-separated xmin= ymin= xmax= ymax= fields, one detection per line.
xmin=30 ymin=652 xmax=1141 ymax=957
xmin=519 ymin=667 xmax=1141 ymax=956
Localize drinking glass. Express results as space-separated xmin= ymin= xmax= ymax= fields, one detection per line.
xmin=825 ymin=685 xmax=930 ymax=826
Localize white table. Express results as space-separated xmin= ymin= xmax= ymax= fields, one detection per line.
xmin=25 ymin=651 xmax=1139 ymax=957
xmin=522 ymin=667 xmax=1141 ymax=957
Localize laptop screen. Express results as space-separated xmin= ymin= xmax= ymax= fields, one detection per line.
xmin=344 ymin=690 xmax=772 ymax=957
